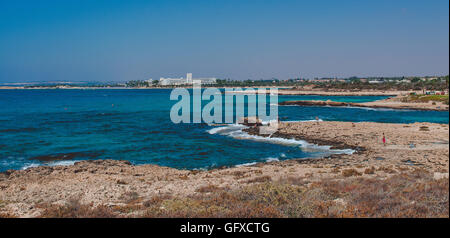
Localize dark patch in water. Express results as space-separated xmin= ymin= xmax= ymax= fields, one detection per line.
xmin=29 ymin=151 xmax=103 ymax=162
xmin=53 ymin=120 xmax=84 ymax=124
xmin=0 ymin=128 xmax=39 ymax=133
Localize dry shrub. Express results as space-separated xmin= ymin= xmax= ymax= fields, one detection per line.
xmin=195 ymin=184 xmax=222 ymax=193
xmin=377 ymin=166 xmax=397 ymax=174
xmin=33 ymin=169 xmax=449 ymax=218
xmin=285 ymin=176 xmax=308 ymax=186
xmin=231 ymin=171 xmax=248 ymax=179
xmin=245 ymin=175 xmax=272 ymax=183
xmin=38 ymin=199 xmax=118 ymax=218
xmin=342 ymin=169 xmax=362 ymax=177
xmin=311 ymin=171 xmax=449 ymax=218
xmin=112 ymin=203 xmax=144 ymax=214
xmin=331 ymin=167 xmax=340 ymax=174
xmin=143 ymin=194 xmax=173 ymax=207
xmin=364 ymin=167 xmax=375 ymax=174
xmin=419 ymin=126 xmax=430 ymax=131
xmin=0 ymin=212 xmax=17 ymax=218
xmin=119 ymin=191 xmax=140 ymax=204
xmin=141 ymin=188 xmax=283 ymax=218
xmin=116 ymin=179 xmax=128 ymax=185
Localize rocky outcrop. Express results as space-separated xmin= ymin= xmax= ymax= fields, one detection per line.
xmin=279 ymin=100 xmax=449 ymax=111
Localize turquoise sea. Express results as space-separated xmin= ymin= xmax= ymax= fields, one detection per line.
xmin=0 ymin=89 xmax=448 ymax=171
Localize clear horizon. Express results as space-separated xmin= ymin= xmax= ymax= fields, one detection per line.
xmin=0 ymin=0 xmax=449 ymax=83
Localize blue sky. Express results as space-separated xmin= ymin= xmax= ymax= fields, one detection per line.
xmin=0 ymin=0 xmax=448 ymax=82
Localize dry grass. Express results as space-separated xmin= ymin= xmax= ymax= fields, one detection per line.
xmin=342 ymin=169 xmax=362 ymax=177
xmin=37 ymin=199 xmax=118 ymax=218
xmin=31 ymin=170 xmax=449 ymax=218
xmin=140 ymin=170 xmax=448 ymax=218
xmin=195 ymin=184 xmax=223 ymax=193
xmin=419 ymin=126 xmax=430 ymax=131
xmin=0 ymin=212 xmax=17 ymax=218
xmin=364 ymin=167 xmax=376 ymax=174
xmin=377 ymin=166 xmax=397 ymax=174
xmin=119 ymin=191 xmax=141 ymax=204
xmin=245 ymin=175 xmax=272 ymax=183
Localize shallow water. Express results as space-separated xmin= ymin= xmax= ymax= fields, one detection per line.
xmin=0 ymin=89 xmax=448 ymax=171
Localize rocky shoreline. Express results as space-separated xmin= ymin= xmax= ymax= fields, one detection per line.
xmin=0 ymin=121 xmax=448 ymax=217
xmin=226 ymin=89 xmax=414 ymax=96
xmin=279 ymin=98 xmax=449 ymax=111
xmin=243 ymin=126 xmax=364 ymax=152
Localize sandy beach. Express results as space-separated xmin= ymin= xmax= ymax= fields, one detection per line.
xmin=0 ymin=121 xmax=448 ymax=217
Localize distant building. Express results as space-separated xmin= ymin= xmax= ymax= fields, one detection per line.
xmin=159 ymin=73 xmax=216 ymax=86
xmin=400 ymin=79 xmax=411 ymax=83
xmin=195 ymin=77 xmax=217 ymax=84
xmin=159 ymin=77 xmax=186 ymax=86
xmin=186 ymin=73 xmax=192 ymax=84
xmin=421 ymin=77 xmax=438 ymax=81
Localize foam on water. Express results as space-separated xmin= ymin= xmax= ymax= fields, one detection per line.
xmin=265 ymin=157 xmax=280 ymax=162
xmin=283 ymin=119 xmax=323 ymax=123
xmin=207 ymin=124 xmax=355 ymax=155
xmin=21 ymin=160 xmax=78 ymax=170
xmin=235 ymin=162 xmax=258 ymax=167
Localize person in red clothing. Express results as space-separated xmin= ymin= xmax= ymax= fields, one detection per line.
xmin=382 ymin=133 xmax=386 ymax=146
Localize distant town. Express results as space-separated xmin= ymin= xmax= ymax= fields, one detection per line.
xmin=1 ymin=74 xmax=448 ymax=93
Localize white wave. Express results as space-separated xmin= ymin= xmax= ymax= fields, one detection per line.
xmin=21 ymin=160 xmax=78 ymax=170
xmin=207 ymin=126 xmax=228 ymax=134
xmin=283 ymin=119 xmax=323 ymax=123
xmin=265 ymin=157 xmax=279 ymax=162
xmin=21 ymin=163 xmax=40 ymax=170
xmin=235 ymin=162 xmax=258 ymax=167
xmin=47 ymin=160 xmax=77 ymax=167
xmin=207 ymin=124 xmax=355 ymax=155
xmin=207 ymin=124 xmax=246 ymax=135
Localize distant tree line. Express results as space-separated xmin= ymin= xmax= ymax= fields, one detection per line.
xmin=122 ymin=76 xmax=449 ymax=91
xmin=125 ymin=80 xmax=150 ymax=87
xmin=313 ymin=76 xmax=448 ymax=91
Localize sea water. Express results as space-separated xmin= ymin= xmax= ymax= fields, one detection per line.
xmin=0 ymin=89 xmax=448 ymax=171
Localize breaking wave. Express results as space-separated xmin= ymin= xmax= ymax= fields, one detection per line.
xmin=207 ymin=124 xmax=355 ymax=155
xmin=21 ymin=160 xmax=78 ymax=170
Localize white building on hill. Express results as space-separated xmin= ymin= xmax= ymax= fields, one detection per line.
xmin=159 ymin=73 xmax=216 ymax=86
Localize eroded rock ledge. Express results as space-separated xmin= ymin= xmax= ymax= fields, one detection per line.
xmin=279 ymin=100 xmax=448 ymax=111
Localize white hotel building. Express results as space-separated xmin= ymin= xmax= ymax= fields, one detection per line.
xmin=159 ymin=73 xmax=216 ymax=86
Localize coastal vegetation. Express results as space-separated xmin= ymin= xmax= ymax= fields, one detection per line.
xmin=302 ymin=76 xmax=449 ymax=91
xmin=400 ymin=94 xmax=449 ymax=105
xmin=27 ymin=169 xmax=448 ymax=218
